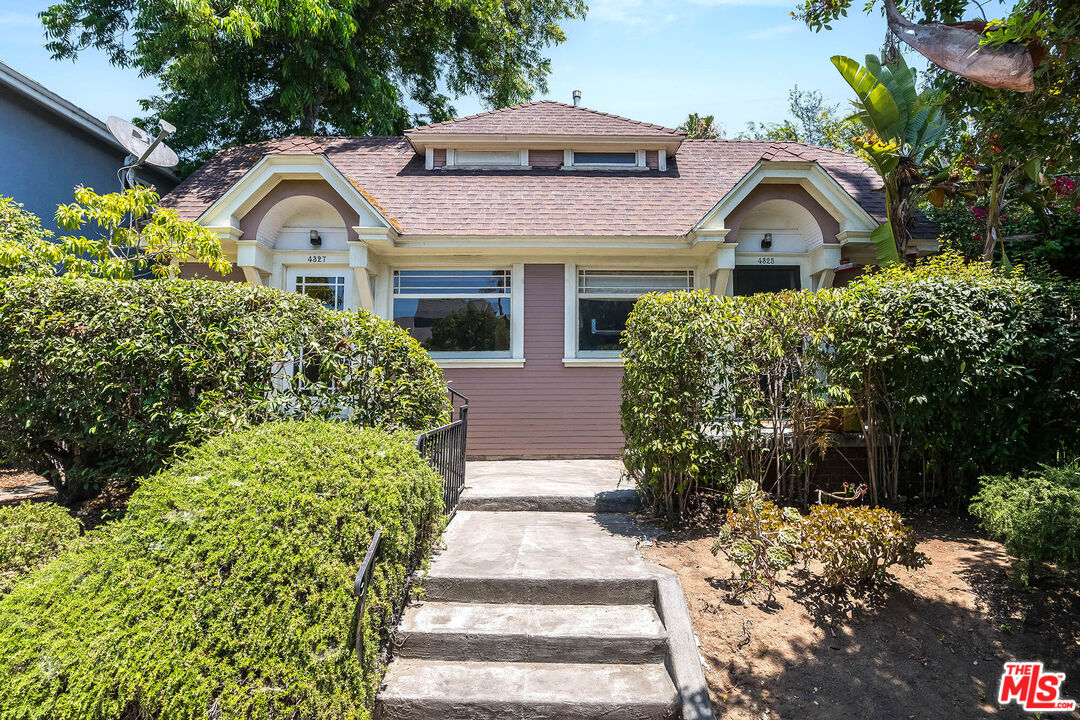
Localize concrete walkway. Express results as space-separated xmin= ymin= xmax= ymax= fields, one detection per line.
xmin=377 ymin=460 xmax=713 ymax=720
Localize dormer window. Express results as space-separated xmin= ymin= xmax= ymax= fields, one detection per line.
xmin=429 ymin=149 xmax=529 ymax=169
xmin=573 ymin=152 xmax=637 ymax=165
xmin=563 ymin=149 xmax=651 ymax=170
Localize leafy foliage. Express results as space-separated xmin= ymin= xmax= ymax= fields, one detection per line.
xmin=0 ymin=420 xmax=444 ymax=720
xmin=0 ymin=187 xmax=229 ymax=280
xmin=711 ymin=481 xmax=925 ymax=601
xmin=622 ymin=254 xmax=1080 ymax=516
xmin=677 ymin=113 xmax=723 ymax=139
xmin=801 ymin=503 xmax=926 ymax=587
xmin=711 ymin=480 xmax=803 ymax=603
xmin=738 ymin=85 xmax=862 ymax=154
xmin=0 ymin=502 xmax=81 ymax=596
xmin=971 ymin=463 xmax=1080 ymax=584
xmin=832 ymin=52 xmax=948 ymax=261
xmin=0 ymin=197 xmax=56 ymax=278
xmin=0 ymin=275 xmax=449 ymax=498
xmin=39 ymin=0 xmax=587 ymax=171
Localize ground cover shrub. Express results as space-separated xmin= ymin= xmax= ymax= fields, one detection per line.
xmin=0 ymin=420 xmax=443 ymax=720
xmin=801 ymin=503 xmax=926 ymax=587
xmin=711 ymin=480 xmax=803 ymax=603
xmin=0 ymin=275 xmax=449 ymax=499
xmin=712 ymin=481 xmax=925 ymax=601
xmin=970 ymin=463 xmax=1080 ymax=585
xmin=0 ymin=502 xmax=81 ymax=595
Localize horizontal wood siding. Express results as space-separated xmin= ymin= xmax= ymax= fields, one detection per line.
xmin=432 ymin=149 xmax=446 ymax=167
xmin=646 ymin=150 xmax=659 ymax=169
xmin=443 ymin=263 xmax=623 ymax=458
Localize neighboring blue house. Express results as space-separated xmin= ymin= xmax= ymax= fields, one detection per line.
xmin=0 ymin=61 xmax=176 ymax=231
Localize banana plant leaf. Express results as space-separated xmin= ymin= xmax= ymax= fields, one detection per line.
xmin=870 ymin=222 xmax=901 ymax=266
xmin=831 ymin=55 xmax=901 ymax=138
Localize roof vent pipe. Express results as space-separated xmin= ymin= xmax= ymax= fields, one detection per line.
xmin=572 ymin=90 xmax=581 ymax=106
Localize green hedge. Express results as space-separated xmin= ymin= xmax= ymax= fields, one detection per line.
xmin=971 ymin=463 xmax=1080 ymax=584
xmin=622 ymin=254 xmax=1080 ymax=518
xmin=0 ymin=502 xmax=81 ymax=595
xmin=0 ymin=275 xmax=450 ymax=498
xmin=0 ymin=420 xmax=443 ymax=720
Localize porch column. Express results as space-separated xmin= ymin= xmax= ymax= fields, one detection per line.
xmin=236 ymin=239 xmax=273 ymax=286
xmin=809 ymin=244 xmax=842 ymax=291
xmin=348 ymin=241 xmax=381 ymax=313
xmin=704 ymin=243 xmax=736 ymax=297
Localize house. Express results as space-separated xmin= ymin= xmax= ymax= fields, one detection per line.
xmin=162 ymin=101 xmax=937 ymax=457
xmin=0 ymin=62 xmax=177 ymax=229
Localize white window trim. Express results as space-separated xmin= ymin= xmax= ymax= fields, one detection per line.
xmin=564 ymin=264 xmax=695 ymax=365
xmin=439 ymin=148 xmax=530 ymax=170
xmin=389 ymin=264 xmax=525 ymax=364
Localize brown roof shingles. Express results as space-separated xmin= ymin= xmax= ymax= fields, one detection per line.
xmin=405 ymin=101 xmax=683 ymax=137
xmin=163 ymin=135 xmax=924 ymax=237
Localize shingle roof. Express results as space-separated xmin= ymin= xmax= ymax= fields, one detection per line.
xmin=405 ymin=101 xmax=683 ymax=137
xmin=163 ymin=135 xmax=934 ymax=238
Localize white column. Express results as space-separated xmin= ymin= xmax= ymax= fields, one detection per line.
xmin=348 ymin=241 xmax=380 ymax=313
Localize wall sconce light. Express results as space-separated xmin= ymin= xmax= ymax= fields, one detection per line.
xmin=309 ymin=229 xmax=322 ymax=247
xmin=761 ymin=233 xmax=773 ymax=250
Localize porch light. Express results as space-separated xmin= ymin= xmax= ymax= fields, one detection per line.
xmin=309 ymin=229 xmax=322 ymax=247
xmin=761 ymin=233 xmax=773 ymax=250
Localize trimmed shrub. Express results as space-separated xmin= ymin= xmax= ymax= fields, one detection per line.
xmin=970 ymin=464 xmax=1080 ymax=584
xmin=622 ymin=254 xmax=1080 ymax=517
xmin=0 ymin=502 xmax=81 ymax=595
xmin=0 ymin=275 xmax=449 ymax=498
xmin=0 ymin=420 xmax=443 ymax=720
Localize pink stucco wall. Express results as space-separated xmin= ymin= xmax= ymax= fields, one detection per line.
xmin=239 ymin=179 xmax=361 ymax=243
xmin=724 ymin=184 xmax=840 ymax=245
xmin=442 ymin=263 xmax=624 ymax=458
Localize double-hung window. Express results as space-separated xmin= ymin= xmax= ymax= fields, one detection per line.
xmin=393 ymin=269 xmax=512 ymax=355
xmin=576 ymin=269 xmax=694 ymax=354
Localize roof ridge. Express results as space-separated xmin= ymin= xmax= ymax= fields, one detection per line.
xmin=405 ymin=100 xmax=682 ymax=136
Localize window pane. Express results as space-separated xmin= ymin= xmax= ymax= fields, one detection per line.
xmin=394 ymin=270 xmax=511 ymax=295
xmin=578 ymin=298 xmax=636 ymax=352
xmin=733 ymin=266 xmax=801 ymax=296
xmin=295 ymin=276 xmax=345 ymax=311
xmin=394 ymin=298 xmax=511 ymax=352
xmin=574 ymin=152 xmax=637 ymax=165
xmin=579 ymin=270 xmax=694 ymax=295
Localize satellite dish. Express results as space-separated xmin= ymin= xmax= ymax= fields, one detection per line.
xmin=107 ymin=116 xmax=180 ymax=169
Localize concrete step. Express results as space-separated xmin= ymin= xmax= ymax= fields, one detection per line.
xmin=461 ymin=459 xmax=639 ymax=513
xmin=424 ymin=511 xmax=661 ymax=605
xmin=396 ymin=602 xmax=668 ymax=663
xmin=376 ymin=659 xmax=680 ymax=720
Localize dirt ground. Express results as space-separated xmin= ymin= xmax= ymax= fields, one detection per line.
xmin=643 ymin=511 xmax=1080 ymax=720
xmin=0 ymin=468 xmax=132 ymax=527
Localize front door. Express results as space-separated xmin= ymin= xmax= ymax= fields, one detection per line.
xmin=732 ymin=265 xmax=802 ymax=296
xmin=286 ymin=268 xmax=350 ymax=311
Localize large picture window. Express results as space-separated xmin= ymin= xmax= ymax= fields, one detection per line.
xmin=733 ymin=266 xmax=801 ymax=296
xmin=577 ymin=269 xmax=694 ymax=353
xmin=393 ymin=270 xmax=512 ymax=354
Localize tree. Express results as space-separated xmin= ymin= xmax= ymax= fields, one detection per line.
xmin=0 ymin=186 xmax=230 ymax=280
xmin=739 ymin=85 xmax=863 ymax=153
xmin=0 ymin=198 xmax=56 ymax=277
xmin=40 ymin=0 xmax=587 ymax=173
xmin=832 ymin=53 xmax=949 ymax=261
xmin=677 ymin=113 xmax=723 ymax=139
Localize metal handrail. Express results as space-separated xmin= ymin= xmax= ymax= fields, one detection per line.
xmin=351 ymin=527 xmax=382 ymax=656
xmin=351 ymin=389 xmax=469 ymax=657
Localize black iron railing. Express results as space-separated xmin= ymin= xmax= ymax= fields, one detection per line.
xmin=350 ymin=389 xmax=469 ymax=657
xmin=415 ymin=388 xmax=469 ymax=516
xmin=350 ymin=527 xmax=382 ymax=656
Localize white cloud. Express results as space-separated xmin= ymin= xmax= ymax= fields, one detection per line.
xmin=747 ymin=23 xmax=799 ymax=40
xmin=588 ymin=0 xmax=648 ymax=24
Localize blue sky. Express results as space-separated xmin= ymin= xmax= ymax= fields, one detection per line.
xmin=1 ymin=0 xmax=900 ymax=135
